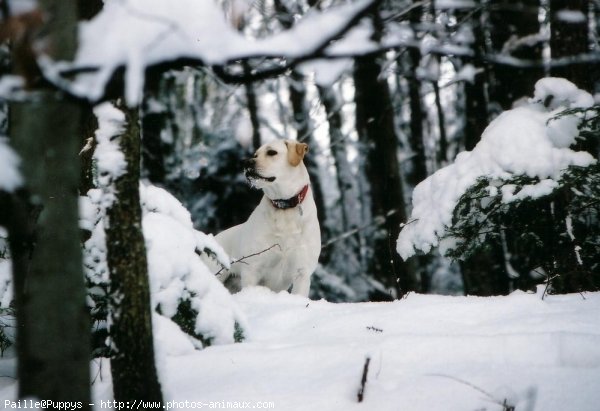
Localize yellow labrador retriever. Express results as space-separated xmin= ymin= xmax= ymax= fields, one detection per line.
xmin=213 ymin=139 xmax=321 ymax=297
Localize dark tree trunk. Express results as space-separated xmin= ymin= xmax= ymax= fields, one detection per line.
xmin=549 ymin=0 xmax=598 ymax=156
xmin=432 ymin=81 xmax=448 ymax=164
xmin=462 ymin=3 xmax=489 ymax=151
xmin=405 ymin=1 xmax=428 ymax=187
xmin=7 ymin=0 xmax=91 ymax=406
xmin=460 ymin=247 xmax=510 ymax=296
xmin=487 ymin=0 xmax=543 ymax=109
xmin=140 ymin=82 xmax=168 ymax=185
xmin=243 ymin=63 xmax=262 ymax=151
xmin=105 ymin=105 xmax=163 ymax=402
xmin=354 ymin=52 xmax=416 ymax=296
xmin=550 ymin=0 xmax=592 ymax=91
xmin=11 ymin=94 xmax=91 ymax=408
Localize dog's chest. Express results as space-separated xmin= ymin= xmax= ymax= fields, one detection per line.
xmin=270 ymin=209 xmax=304 ymax=238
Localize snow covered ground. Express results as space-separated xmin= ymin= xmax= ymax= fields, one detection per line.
xmin=4 ymin=287 xmax=600 ymax=411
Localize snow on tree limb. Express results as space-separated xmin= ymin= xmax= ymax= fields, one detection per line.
xmin=37 ymin=0 xmax=380 ymax=104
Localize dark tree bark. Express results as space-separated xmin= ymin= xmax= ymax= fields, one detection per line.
xmin=7 ymin=0 xmax=91 ymax=406
xmin=11 ymin=90 xmax=91 ymax=410
xmin=550 ymin=0 xmax=592 ymax=91
xmin=405 ymin=1 xmax=428 ymax=187
xmin=462 ymin=2 xmax=489 ymax=151
xmin=140 ymin=83 xmax=168 ymax=185
xmin=106 ymin=105 xmax=163 ymax=402
xmin=548 ymin=1 xmax=598 ymax=155
xmin=354 ymin=49 xmax=416 ymax=296
xmin=432 ymin=80 xmax=448 ymax=164
xmin=243 ymin=63 xmax=262 ymax=151
xmin=487 ymin=0 xmax=543 ymax=109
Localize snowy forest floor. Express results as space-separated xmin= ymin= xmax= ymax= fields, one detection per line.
xmin=2 ymin=288 xmax=600 ymax=410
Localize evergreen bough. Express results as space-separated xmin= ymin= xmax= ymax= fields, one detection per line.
xmin=442 ymin=106 xmax=600 ymax=293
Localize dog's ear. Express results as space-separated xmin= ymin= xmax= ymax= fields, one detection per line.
xmin=287 ymin=141 xmax=309 ymax=166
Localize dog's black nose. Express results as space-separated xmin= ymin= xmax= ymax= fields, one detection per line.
xmin=242 ymin=158 xmax=255 ymax=169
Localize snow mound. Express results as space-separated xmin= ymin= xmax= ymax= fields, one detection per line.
xmin=82 ymin=183 xmax=244 ymax=347
xmin=140 ymin=184 xmax=242 ymax=345
xmin=397 ymin=78 xmax=596 ymax=259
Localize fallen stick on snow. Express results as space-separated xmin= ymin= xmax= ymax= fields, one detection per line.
xmin=357 ymin=356 xmax=371 ymax=403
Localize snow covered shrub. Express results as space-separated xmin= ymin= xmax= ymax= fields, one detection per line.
xmin=446 ymin=161 xmax=599 ymax=292
xmin=82 ymin=183 xmax=245 ymax=357
xmin=398 ymin=78 xmax=598 ymax=293
xmin=0 ymin=230 xmax=14 ymax=355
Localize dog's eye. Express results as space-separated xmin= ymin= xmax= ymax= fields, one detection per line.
xmin=267 ymin=150 xmax=278 ymax=156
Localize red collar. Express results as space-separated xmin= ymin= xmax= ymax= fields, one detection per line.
xmin=270 ymin=185 xmax=309 ymax=210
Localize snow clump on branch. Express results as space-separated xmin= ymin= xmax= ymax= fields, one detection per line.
xmin=396 ymin=77 xmax=596 ymax=260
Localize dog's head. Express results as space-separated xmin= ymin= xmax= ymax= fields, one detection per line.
xmin=243 ymin=139 xmax=310 ymax=199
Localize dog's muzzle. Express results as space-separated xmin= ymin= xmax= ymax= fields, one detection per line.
xmin=243 ymin=158 xmax=276 ymax=182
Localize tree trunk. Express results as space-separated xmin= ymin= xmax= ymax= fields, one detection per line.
xmin=354 ymin=52 xmax=416 ymax=296
xmin=140 ymin=84 xmax=168 ymax=185
xmin=549 ymin=0 xmax=597 ymax=157
xmin=318 ymin=85 xmax=365 ymax=277
xmin=550 ymin=0 xmax=592 ymax=91
xmin=487 ymin=0 xmax=543 ymax=109
xmin=11 ymin=93 xmax=92 ymax=407
xmin=7 ymin=0 xmax=91 ymax=406
xmin=432 ymin=80 xmax=448 ymax=164
xmin=106 ymin=105 xmax=163 ymax=402
xmin=462 ymin=2 xmax=489 ymax=151
xmin=243 ymin=63 xmax=262 ymax=151
xmin=405 ymin=1 xmax=428 ymax=187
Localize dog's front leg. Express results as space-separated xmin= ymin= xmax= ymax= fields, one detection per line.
xmin=291 ymin=270 xmax=311 ymax=297
xmin=240 ymin=267 xmax=261 ymax=290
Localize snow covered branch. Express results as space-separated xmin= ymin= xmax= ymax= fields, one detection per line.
xmin=485 ymin=52 xmax=600 ymax=70
xmin=39 ymin=0 xmax=380 ymax=103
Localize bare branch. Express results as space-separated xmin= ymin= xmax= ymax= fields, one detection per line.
xmin=214 ymin=243 xmax=281 ymax=276
xmin=322 ymin=209 xmax=413 ymax=249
